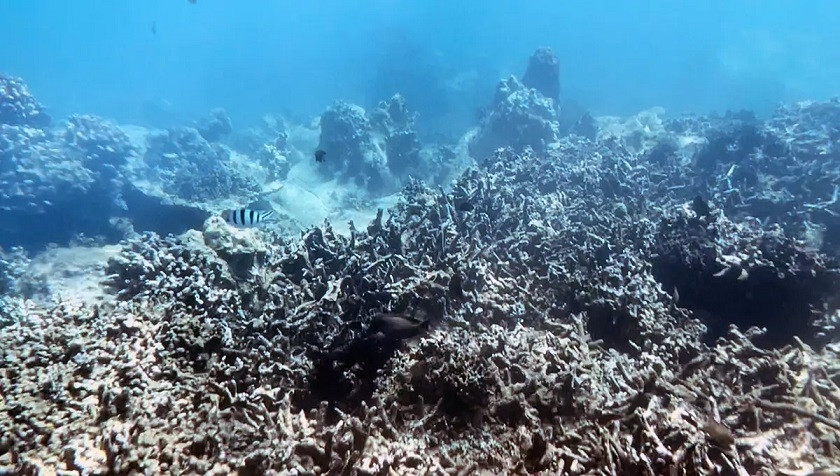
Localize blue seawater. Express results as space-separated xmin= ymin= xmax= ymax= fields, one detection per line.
xmin=1 ymin=1 xmax=838 ymax=130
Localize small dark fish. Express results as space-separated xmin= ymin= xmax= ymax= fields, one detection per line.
xmin=222 ymin=209 xmax=276 ymax=228
xmin=702 ymin=420 xmax=735 ymax=447
xmin=315 ymin=149 xmax=326 ymax=163
xmin=151 ymin=21 xmax=157 ymax=35
xmin=369 ymin=314 xmax=430 ymax=340
xmin=691 ymin=195 xmax=711 ymax=217
xmin=456 ymin=201 xmax=474 ymax=212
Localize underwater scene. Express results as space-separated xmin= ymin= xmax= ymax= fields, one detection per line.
xmin=2 ymin=1 xmax=840 ymax=474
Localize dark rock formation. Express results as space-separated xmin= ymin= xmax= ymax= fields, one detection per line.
xmin=522 ymin=47 xmax=560 ymax=103
xmin=650 ymin=206 xmax=840 ymax=347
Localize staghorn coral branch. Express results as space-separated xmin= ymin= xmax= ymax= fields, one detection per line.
xmin=754 ymin=399 xmax=840 ymax=432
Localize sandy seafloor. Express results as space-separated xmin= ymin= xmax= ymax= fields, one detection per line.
xmin=2 ymin=68 xmax=840 ymax=475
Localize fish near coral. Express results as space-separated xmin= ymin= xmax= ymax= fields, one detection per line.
xmin=702 ymin=420 xmax=735 ymax=448
xmin=369 ymin=313 xmax=430 ymax=341
xmin=222 ymin=209 xmax=276 ymax=228
xmin=692 ymin=195 xmax=711 ymax=217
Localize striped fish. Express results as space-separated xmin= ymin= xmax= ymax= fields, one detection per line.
xmin=223 ymin=209 xmax=276 ymax=228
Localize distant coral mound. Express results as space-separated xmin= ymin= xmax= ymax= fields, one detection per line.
xmin=318 ymin=101 xmax=381 ymax=184
xmin=225 ymin=113 xmax=292 ymax=182
xmin=522 ymin=46 xmax=560 ymax=103
xmin=142 ymin=127 xmax=259 ymax=203
xmin=469 ymin=76 xmax=560 ymax=159
xmin=317 ymin=95 xmax=449 ymax=192
xmin=196 ymin=108 xmax=233 ymax=143
xmin=65 ymin=114 xmax=135 ymax=172
xmin=0 ymin=74 xmax=50 ymax=128
xmin=370 ymin=94 xmax=426 ymax=181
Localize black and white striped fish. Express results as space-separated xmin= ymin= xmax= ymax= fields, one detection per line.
xmin=222 ymin=209 xmax=276 ymax=228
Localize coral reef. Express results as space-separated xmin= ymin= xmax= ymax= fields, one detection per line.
xmin=593 ymin=100 xmax=840 ymax=264
xmin=0 ymin=247 xmax=28 ymax=297
xmin=123 ymin=113 xmax=297 ymax=240
xmin=0 ymin=124 xmax=80 ymax=215
xmin=254 ymin=138 xmax=291 ymax=182
xmin=63 ymin=114 xmax=135 ymax=209
xmin=0 ymin=80 xmax=285 ymax=250
xmin=569 ymin=111 xmax=598 ymax=140
xmin=469 ymin=47 xmax=569 ymax=159
xmin=64 ymin=114 xmax=134 ymax=171
xmin=3 ymin=67 xmax=840 ymax=474
xmin=228 ymin=114 xmax=288 ymax=158
xmin=0 ymin=247 xmax=48 ymax=301
xmin=202 ymin=216 xmax=269 ymax=279
xmin=2 ymin=103 xmax=839 ymax=473
xmin=228 ymin=114 xmax=294 ymax=182
xmin=0 ymin=74 xmax=50 ymax=128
